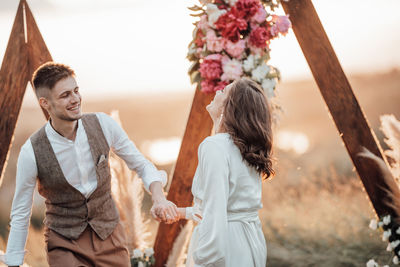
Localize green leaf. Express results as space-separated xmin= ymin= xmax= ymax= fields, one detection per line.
xmin=188 ymin=61 xmax=200 ymax=75
xmin=190 ymin=71 xmax=201 ymax=84
xmin=261 ymin=53 xmax=270 ymax=63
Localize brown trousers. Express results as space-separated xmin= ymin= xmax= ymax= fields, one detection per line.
xmin=45 ymin=223 xmax=130 ymax=267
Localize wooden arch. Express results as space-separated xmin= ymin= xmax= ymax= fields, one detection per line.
xmin=0 ymin=1 xmax=398 ymax=267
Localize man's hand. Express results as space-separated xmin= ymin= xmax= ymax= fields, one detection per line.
xmin=149 ymin=181 xmax=179 ymax=224
xmin=150 ymin=198 xmax=179 ymax=224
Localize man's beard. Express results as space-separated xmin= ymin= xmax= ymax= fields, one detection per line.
xmin=57 ymin=111 xmax=82 ymax=122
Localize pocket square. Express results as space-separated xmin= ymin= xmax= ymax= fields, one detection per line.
xmin=97 ymin=154 xmax=106 ymax=165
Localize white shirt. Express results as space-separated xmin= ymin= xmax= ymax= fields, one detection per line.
xmin=4 ymin=112 xmax=166 ymax=266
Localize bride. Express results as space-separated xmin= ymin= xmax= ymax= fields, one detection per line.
xmin=178 ymin=78 xmax=274 ymax=267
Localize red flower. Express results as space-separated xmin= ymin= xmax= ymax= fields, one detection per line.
xmin=200 ymin=79 xmax=229 ymax=93
xmin=214 ymin=80 xmax=229 ymax=92
xmin=235 ymin=0 xmax=261 ymax=20
xmin=215 ymin=7 xmax=247 ymax=43
xmin=249 ymin=26 xmax=272 ymax=48
xmin=194 ymin=29 xmax=205 ymax=47
xmin=199 ymin=54 xmax=223 ymax=80
xmin=215 ymin=0 xmax=229 ymax=10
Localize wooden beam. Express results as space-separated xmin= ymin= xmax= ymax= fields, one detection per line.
xmin=281 ymin=0 xmax=399 ymax=217
xmin=153 ymin=88 xmax=214 ymax=267
xmin=25 ymin=0 xmax=52 ymax=119
xmin=0 ymin=1 xmax=30 ymax=183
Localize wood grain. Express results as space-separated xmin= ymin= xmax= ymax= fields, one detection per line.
xmin=281 ymin=0 xmax=399 ymax=217
xmin=0 ymin=1 xmax=29 ymax=183
xmin=153 ymin=88 xmax=214 ymax=267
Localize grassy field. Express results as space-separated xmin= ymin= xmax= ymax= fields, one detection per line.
xmin=0 ymin=70 xmax=399 ymax=266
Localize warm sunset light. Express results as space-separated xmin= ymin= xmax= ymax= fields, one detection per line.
xmin=0 ymin=1 xmax=399 ymax=266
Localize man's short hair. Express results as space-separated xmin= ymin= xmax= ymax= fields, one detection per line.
xmin=32 ymin=62 xmax=75 ymax=97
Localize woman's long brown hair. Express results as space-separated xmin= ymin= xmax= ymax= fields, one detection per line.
xmin=222 ymin=78 xmax=274 ymax=179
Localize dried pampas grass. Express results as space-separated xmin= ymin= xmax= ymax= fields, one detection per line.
xmin=380 ymin=114 xmax=400 ymax=180
xmin=109 ymin=110 xmax=150 ymax=251
xmin=166 ymin=221 xmax=194 ymax=267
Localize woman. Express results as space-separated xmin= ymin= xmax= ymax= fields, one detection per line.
xmin=178 ymin=77 xmax=274 ymax=267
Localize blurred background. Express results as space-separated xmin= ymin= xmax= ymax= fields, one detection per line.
xmin=0 ymin=0 xmax=400 ymax=266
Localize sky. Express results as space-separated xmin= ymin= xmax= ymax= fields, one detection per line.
xmin=0 ymin=0 xmax=399 ymax=99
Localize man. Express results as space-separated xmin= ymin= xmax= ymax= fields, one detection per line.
xmin=4 ymin=62 xmax=179 ymax=267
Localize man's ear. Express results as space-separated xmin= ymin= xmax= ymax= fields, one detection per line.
xmin=39 ymin=97 xmax=49 ymax=111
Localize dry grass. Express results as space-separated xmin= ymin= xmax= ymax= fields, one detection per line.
xmin=110 ymin=110 xmax=151 ymax=251
xmin=381 ymin=114 xmax=400 ymax=180
xmin=260 ymin=158 xmax=389 ymax=266
xmin=166 ymin=221 xmax=194 ymax=267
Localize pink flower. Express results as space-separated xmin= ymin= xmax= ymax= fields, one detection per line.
xmin=221 ymin=56 xmax=243 ymax=81
xmin=206 ymin=30 xmax=225 ymax=52
xmin=251 ymin=6 xmax=267 ymax=24
xmin=200 ymin=79 xmax=229 ymax=93
xmin=200 ymin=79 xmax=217 ymax=93
xmin=215 ymin=7 xmax=247 ymax=42
xmin=225 ymin=39 xmax=246 ymax=58
xmin=198 ymin=15 xmax=209 ymax=31
xmin=270 ymin=15 xmax=291 ymax=37
xmin=249 ymin=26 xmax=272 ymax=48
xmin=194 ymin=29 xmax=205 ymax=48
xmin=214 ymin=80 xmax=229 ymax=91
xmin=199 ymin=54 xmax=223 ymax=80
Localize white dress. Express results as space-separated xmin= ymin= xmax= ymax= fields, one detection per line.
xmin=185 ymin=133 xmax=267 ymax=267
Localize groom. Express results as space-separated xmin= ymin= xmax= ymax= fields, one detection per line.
xmin=4 ymin=62 xmax=179 ymax=267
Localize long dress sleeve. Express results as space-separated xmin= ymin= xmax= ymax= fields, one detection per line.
xmin=193 ymin=139 xmax=230 ymax=267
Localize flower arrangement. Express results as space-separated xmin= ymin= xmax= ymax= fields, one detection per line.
xmin=187 ymin=0 xmax=291 ymax=97
xmin=130 ymin=248 xmax=155 ymax=267
xmin=367 ymin=215 xmax=400 ymax=266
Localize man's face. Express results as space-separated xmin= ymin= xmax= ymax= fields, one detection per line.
xmin=44 ymin=76 xmax=82 ymax=122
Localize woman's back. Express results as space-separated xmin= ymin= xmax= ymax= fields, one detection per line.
xmin=187 ymin=133 xmax=266 ymax=267
xmin=191 ymin=133 xmax=263 ymax=213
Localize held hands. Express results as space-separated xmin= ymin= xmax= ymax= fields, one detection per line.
xmin=150 ymin=198 xmax=180 ymax=224
xmin=149 ymin=181 xmax=183 ymax=224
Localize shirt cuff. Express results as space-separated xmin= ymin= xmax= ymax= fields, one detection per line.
xmin=185 ymin=206 xmax=202 ymax=223
xmin=142 ymin=170 xmax=167 ymax=192
xmin=4 ymin=250 xmax=26 ymax=266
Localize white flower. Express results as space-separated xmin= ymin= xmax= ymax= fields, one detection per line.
xmin=221 ymin=58 xmax=243 ymax=81
xmin=144 ymin=247 xmax=154 ymax=257
xmin=384 ymin=265 xmax=390 ymax=267
xmin=188 ymin=42 xmax=197 ymax=56
xmin=383 ymin=229 xmax=392 ymax=242
xmin=392 ymin=240 xmax=400 ymax=249
xmin=387 ymin=242 xmax=394 ymax=251
xmin=206 ymin=4 xmax=227 ymax=28
xmin=383 ymin=215 xmax=391 ymax=225
xmin=262 ymin=78 xmax=277 ymax=98
xmin=251 ymin=64 xmax=270 ymax=83
xmin=369 ymin=219 xmax=378 ymax=230
xmin=225 ymin=0 xmax=238 ymax=6
xmin=378 ymin=221 xmax=384 ymax=228
xmin=394 ymin=255 xmax=399 ymax=265
xmin=366 ymin=259 xmax=378 ymax=267
xmin=138 ymin=262 xmax=145 ymax=267
xmin=133 ymin=248 xmax=143 ymax=258
xmin=396 ymin=227 xmax=400 ymax=235
xmin=243 ymin=55 xmax=255 ymax=72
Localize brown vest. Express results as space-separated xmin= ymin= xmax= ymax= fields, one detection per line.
xmin=30 ymin=113 xmax=119 ymax=240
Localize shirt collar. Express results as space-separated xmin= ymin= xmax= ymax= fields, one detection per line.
xmin=45 ymin=119 xmax=83 ymax=143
